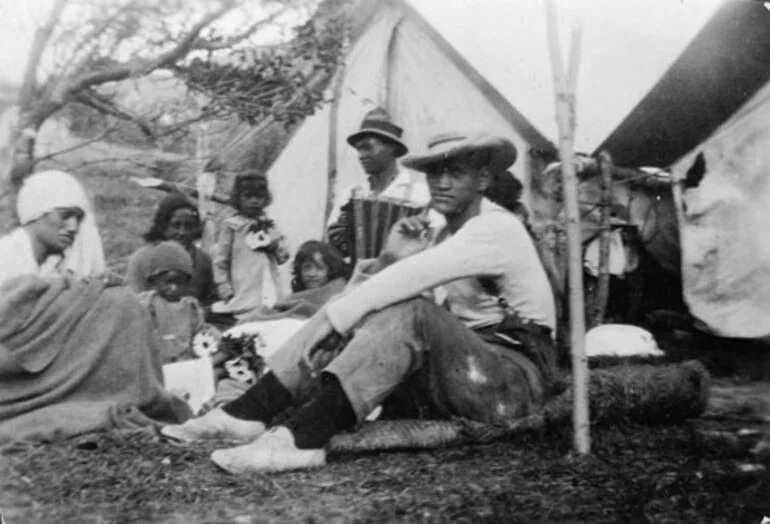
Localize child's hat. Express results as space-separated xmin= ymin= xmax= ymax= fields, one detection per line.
xmin=146 ymin=241 xmax=194 ymax=280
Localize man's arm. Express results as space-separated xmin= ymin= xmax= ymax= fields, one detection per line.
xmin=326 ymin=211 xmax=524 ymax=334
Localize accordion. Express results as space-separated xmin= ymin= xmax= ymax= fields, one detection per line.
xmin=347 ymin=195 xmax=425 ymax=264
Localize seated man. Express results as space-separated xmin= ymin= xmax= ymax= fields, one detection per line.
xmin=162 ymin=131 xmax=557 ymax=474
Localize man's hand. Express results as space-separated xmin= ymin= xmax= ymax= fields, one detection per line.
xmin=380 ymin=215 xmax=432 ymax=265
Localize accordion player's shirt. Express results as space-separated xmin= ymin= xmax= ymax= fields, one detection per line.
xmin=326 ymin=199 xmax=556 ymax=335
xmin=326 ymin=167 xmax=432 ymax=226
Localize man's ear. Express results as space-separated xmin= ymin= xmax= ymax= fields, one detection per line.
xmin=478 ymin=168 xmax=491 ymax=193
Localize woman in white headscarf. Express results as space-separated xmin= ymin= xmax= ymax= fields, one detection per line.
xmin=0 ymin=171 xmax=189 ymax=445
xmin=0 ymin=170 xmax=105 ymax=285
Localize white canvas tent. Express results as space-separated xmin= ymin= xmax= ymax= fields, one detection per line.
xmin=262 ymin=0 xmax=554 ymax=263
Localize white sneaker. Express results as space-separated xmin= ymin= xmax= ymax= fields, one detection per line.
xmin=210 ymin=426 xmax=326 ymax=474
xmin=160 ymin=408 xmax=266 ymax=443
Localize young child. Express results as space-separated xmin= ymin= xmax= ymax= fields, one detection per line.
xmin=212 ymin=174 xmax=290 ymax=316
xmin=136 ymin=241 xmax=206 ymax=364
xmin=290 ymin=240 xmax=350 ymax=292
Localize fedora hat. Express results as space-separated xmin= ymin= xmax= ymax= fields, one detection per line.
xmin=402 ymin=131 xmax=517 ymax=173
xmin=347 ymin=108 xmax=409 ymax=157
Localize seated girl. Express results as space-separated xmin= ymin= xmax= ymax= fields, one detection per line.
xmin=125 ymin=192 xmax=217 ymax=305
xmin=241 ymin=240 xmax=350 ymax=321
xmin=212 ymin=175 xmax=290 ymax=316
xmin=135 ymin=241 xmax=207 ymax=365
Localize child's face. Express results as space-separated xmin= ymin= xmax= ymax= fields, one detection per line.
xmin=239 ymin=188 xmax=268 ymax=218
xmin=149 ymin=270 xmax=191 ymax=302
xmin=300 ymin=252 xmax=331 ymax=290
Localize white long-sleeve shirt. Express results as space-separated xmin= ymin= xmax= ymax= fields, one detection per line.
xmin=325 ymin=199 xmax=555 ymax=335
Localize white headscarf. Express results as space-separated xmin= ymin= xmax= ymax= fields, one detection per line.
xmin=16 ymin=170 xmax=106 ymax=278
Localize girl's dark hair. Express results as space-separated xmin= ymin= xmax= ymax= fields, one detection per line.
xmin=230 ymin=174 xmax=272 ymax=212
xmin=143 ymin=192 xmax=202 ymax=243
xmin=291 ymin=240 xmax=350 ymax=292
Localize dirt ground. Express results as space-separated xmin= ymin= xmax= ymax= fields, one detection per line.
xmin=2 ymin=345 xmax=769 ymax=523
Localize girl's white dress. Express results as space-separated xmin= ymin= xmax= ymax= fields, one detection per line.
xmin=212 ymin=214 xmax=289 ymax=315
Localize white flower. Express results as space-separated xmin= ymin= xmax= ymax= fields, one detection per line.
xmin=225 ymin=357 xmax=257 ymax=383
xmin=192 ymin=326 xmax=221 ymax=357
xmin=245 ymin=230 xmax=272 ymax=250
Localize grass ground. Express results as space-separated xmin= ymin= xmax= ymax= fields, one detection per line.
xmin=1 ymin=419 xmax=767 ymax=523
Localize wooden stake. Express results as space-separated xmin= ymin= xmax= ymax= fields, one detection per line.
xmin=544 ymin=0 xmax=590 ymax=454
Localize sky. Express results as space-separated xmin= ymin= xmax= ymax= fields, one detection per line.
xmin=0 ymin=0 xmax=726 ymax=151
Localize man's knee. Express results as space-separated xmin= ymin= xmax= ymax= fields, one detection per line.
xmin=360 ymin=296 xmax=438 ymax=327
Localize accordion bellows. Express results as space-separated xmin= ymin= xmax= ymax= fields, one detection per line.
xmin=348 ymin=194 xmax=425 ymax=263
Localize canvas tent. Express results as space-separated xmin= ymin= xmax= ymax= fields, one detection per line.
xmin=252 ymin=0 xmax=555 ymax=265
xmin=598 ymin=0 xmax=770 ymax=340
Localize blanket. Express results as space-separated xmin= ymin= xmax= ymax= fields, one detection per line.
xmin=0 ymin=275 xmax=190 ymax=445
xmin=237 ymin=277 xmax=347 ymax=323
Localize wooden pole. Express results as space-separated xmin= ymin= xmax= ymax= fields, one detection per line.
xmin=544 ymin=0 xmax=590 ymax=454
xmin=323 ymin=28 xmax=350 ymax=233
xmin=590 ymin=151 xmax=613 ymax=328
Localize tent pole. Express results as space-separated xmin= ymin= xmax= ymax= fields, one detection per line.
xmin=324 ymin=24 xmax=351 ymax=233
xmin=544 ymin=0 xmax=590 ymax=454
xmin=323 ymin=67 xmax=347 ymax=236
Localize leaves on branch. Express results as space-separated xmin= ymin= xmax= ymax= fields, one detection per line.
xmin=175 ymin=8 xmax=346 ymax=126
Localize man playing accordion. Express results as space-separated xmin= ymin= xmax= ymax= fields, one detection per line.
xmin=326 ymin=108 xmax=431 ymax=260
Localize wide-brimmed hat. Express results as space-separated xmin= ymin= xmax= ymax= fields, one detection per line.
xmin=402 ymin=131 xmax=517 ymax=173
xmin=347 ymin=108 xmax=409 ymax=157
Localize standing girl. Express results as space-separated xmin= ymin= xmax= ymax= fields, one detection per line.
xmin=213 ymin=175 xmax=289 ymax=315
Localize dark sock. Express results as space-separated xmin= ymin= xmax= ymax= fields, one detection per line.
xmin=222 ymin=372 xmax=292 ymax=423
xmin=284 ymin=373 xmax=357 ymax=449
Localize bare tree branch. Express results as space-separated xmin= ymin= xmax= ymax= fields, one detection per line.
xmin=19 ymin=0 xmax=70 ymax=107
xmin=74 ymin=90 xmax=156 ymax=139
xmin=65 ymin=1 xmax=238 ymax=95
xmin=60 ymin=4 xmax=132 ymax=78
xmin=194 ymin=8 xmax=286 ymax=51
xmin=33 ymin=127 xmax=121 ymax=163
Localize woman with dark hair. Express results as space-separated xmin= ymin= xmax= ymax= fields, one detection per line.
xmin=125 ymin=192 xmax=217 ymax=304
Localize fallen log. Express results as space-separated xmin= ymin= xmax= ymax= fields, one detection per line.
xmin=328 ymin=360 xmax=710 ymax=454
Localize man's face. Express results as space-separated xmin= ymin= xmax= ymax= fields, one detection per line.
xmin=425 ymin=157 xmax=489 ymax=216
xmin=353 ymin=135 xmax=397 ymax=176
xmin=29 ymin=206 xmax=84 ymax=254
